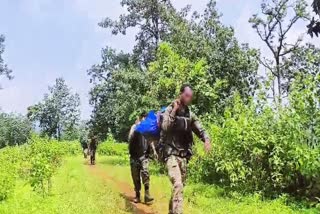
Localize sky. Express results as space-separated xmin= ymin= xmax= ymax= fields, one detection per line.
xmin=0 ymin=0 xmax=318 ymax=119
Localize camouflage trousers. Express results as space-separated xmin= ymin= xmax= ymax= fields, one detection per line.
xmin=83 ymin=148 xmax=88 ymax=158
xmin=90 ymin=149 xmax=96 ymax=165
xmin=130 ymin=157 xmax=150 ymax=192
xmin=166 ymin=155 xmax=187 ymax=214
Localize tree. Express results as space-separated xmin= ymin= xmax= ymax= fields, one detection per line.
xmin=167 ymin=1 xmax=259 ymax=111
xmin=0 ymin=35 xmax=13 ymax=88
xmin=99 ymin=0 xmax=174 ymax=67
xmin=249 ymin=0 xmax=309 ymax=102
xmin=89 ymin=64 xmax=150 ymax=141
xmin=87 ymin=47 xmax=138 ymax=141
xmin=146 ymin=43 xmax=223 ymax=115
xmin=89 ymin=0 xmax=260 ymax=140
xmin=0 ymin=112 xmax=32 ymax=148
xmin=284 ymin=43 xmax=320 ymax=89
xmin=308 ymin=0 xmax=320 ymax=37
xmin=28 ymin=78 xmax=81 ymax=140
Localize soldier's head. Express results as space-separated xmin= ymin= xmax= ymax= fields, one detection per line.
xmin=179 ymin=84 xmax=193 ymax=106
xmin=139 ymin=112 xmax=147 ymax=121
xmin=136 ymin=112 xmax=147 ymax=124
xmin=89 ymin=132 xmax=97 ymax=140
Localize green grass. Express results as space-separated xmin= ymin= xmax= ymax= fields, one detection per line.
xmin=1 ymin=155 xmax=318 ymax=214
xmin=0 ymin=156 xmax=130 ymax=214
xmin=98 ymin=156 xmax=319 ymax=214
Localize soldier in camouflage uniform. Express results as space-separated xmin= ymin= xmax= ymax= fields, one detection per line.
xmin=89 ymin=135 xmax=98 ymax=165
xmin=128 ymin=113 xmax=154 ymax=204
xmin=161 ymin=84 xmax=211 ymax=214
xmin=80 ymin=134 xmax=88 ymax=159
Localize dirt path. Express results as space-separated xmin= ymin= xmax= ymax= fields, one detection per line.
xmin=87 ymin=163 xmax=157 ymax=214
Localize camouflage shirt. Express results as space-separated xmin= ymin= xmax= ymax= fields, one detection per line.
xmin=160 ymin=103 xmax=209 ymax=156
xmin=89 ymin=138 xmax=97 ymax=151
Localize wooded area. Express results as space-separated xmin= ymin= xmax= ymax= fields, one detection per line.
xmin=1 ymin=0 xmax=320 ymax=213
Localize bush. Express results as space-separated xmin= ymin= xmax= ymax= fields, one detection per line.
xmin=0 ymin=135 xmax=82 ymax=200
xmin=0 ymin=148 xmax=20 ymax=200
xmin=97 ymin=134 xmax=128 ymax=156
xmin=189 ymin=89 xmax=320 ymax=198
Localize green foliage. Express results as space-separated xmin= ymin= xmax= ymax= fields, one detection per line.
xmin=89 ymin=0 xmax=259 ymax=141
xmin=167 ymin=1 xmax=259 ymax=111
xmin=0 ymin=157 xmax=131 ymax=214
xmin=189 ymin=75 xmax=320 ymax=199
xmin=28 ymin=138 xmax=64 ymax=195
xmin=147 ymin=43 xmax=224 ymax=115
xmin=27 ymin=78 xmax=81 ymax=140
xmin=99 ymin=0 xmax=174 ymax=66
xmin=97 ymin=135 xmax=128 ymax=157
xmin=0 ymin=135 xmax=82 ymax=201
xmin=89 ymin=65 xmax=150 ymax=141
xmin=0 ymin=147 xmax=20 ymax=200
xmin=0 ymin=112 xmax=33 ymax=148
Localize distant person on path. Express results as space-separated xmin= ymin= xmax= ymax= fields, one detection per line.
xmin=161 ymin=84 xmax=211 ymax=214
xmin=128 ymin=113 xmax=154 ymax=204
xmin=80 ymin=134 xmax=88 ymax=159
xmin=89 ymin=134 xmax=98 ymax=165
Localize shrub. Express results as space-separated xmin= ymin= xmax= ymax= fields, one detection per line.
xmin=0 ymin=148 xmax=20 ymax=200
xmin=189 ymin=90 xmax=320 ymax=198
xmin=0 ymin=135 xmax=82 ymax=200
xmin=97 ymin=134 xmax=128 ymax=156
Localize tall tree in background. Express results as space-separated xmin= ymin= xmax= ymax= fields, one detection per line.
xmin=284 ymin=44 xmax=320 ymax=90
xmin=249 ymin=0 xmax=309 ymax=103
xmin=0 ymin=112 xmax=32 ymax=148
xmin=99 ymin=0 xmax=174 ymax=67
xmin=167 ymin=1 xmax=259 ymax=111
xmin=308 ymin=0 xmax=320 ymax=37
xmin=28 ymin=78 xmax=81 ymax=140
xmin=0 ymin=35 xmax=13 ymax=88
xmin=88 ymin=0 xmax=260 ymax=140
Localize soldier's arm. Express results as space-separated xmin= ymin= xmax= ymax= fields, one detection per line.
xmin=128 ymin=125 xmax=136 ymax=144
xmin=149 ymin=141 xmax=158 ymax=159
xmin=161 ymin=105 xmax=175 ymax=132
xmin=191 ymin=113 xmax=209 ymax=142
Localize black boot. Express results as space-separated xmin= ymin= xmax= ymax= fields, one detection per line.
xmin=133 ymin=191 xmax=141 ymax=203
xmin=144 ymin=187 xmax=154 ymax=204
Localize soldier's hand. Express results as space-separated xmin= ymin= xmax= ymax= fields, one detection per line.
xmin=173 ymin=99 xmax=181 ymax=111
xmin=204 ymin=139 xmax=211 ymax=153
xmin=154 ymin=152 xmax=159 ymax=160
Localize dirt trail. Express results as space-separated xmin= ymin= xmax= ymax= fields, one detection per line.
xmin=87 ymin=163 xmax=157 ymax=214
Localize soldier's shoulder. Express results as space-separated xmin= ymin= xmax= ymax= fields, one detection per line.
xmin=165 ymin=103 xmax=174 ymax=112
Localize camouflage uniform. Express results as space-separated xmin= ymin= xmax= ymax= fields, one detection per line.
xmin=161 ymin=103 xmax=209 ymax=214
xmin=128 ymin=124 xmax=153 ymax=203
xmin=89 ymin=137 xmax=97 ymax=165
xmin=130 ymin=157 xmax=150 ymax=193
xmin=80 ymin=136 xmax=88 ymax=159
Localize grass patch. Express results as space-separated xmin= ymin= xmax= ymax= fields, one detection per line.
xmin=97 ymin=156 xmax=319 ymax=214
xmin=0 ymin=156 xmax=129 ymax=214
xmin=1 ymin=155 xmax=318 ymax=214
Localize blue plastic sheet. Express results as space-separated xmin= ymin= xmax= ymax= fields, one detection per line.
xmin=135 ymin=110 xmax=160 ymax=137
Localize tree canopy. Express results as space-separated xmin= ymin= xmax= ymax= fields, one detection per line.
xmin=27 ymin=78 xmax=81 ymax=140
xmin=0 ymin=112 xmax=32 ymax=148
xmin=88 ymin=0 xmax=259 ymax=141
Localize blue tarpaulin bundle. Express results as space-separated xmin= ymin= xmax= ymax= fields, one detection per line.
xmin=135 ymin=108 xmax=166 ymax=138
xmin=135 ymin=110 xmax=160 ymax=137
